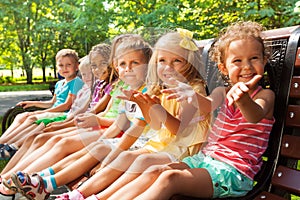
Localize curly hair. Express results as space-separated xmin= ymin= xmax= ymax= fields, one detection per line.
xmin=210 ymin=21 xmax=270 ymax=65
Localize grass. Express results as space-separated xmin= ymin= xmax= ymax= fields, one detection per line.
xmin=0 ymin=83 xmax=50 ymax=92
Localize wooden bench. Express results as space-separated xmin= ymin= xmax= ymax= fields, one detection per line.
xmin=171 ymin=25 xmax=300 ymax=200
xmin=253 ymin=29 xmax=300 ymax=200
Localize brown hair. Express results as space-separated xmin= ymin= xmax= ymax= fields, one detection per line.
xmin=55 ymin=49 xmax=79 ymax=64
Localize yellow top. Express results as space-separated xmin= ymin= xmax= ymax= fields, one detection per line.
xmin=143 ymin=92 xmax=210 ymax=160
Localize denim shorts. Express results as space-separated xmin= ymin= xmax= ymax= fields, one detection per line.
xmin=182 ymin=152 xmax=253 ymax=198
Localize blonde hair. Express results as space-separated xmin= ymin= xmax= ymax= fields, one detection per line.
xmin=79 ymin=56 xmax=91 ymax=71
xmin=115 ymin=37 xmax=152 ymax=63
xmin=147 ymin=31 xmax=206 ymax=95
xmin=210 ymin=21 xmax=270 ymax=65
xmin=55 ymin=49 xmax=79 ymax=64
xmin=110 ymin=35 xmax=152 ymax=88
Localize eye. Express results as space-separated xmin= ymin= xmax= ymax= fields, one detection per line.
xmin=133 ymin=61 xmax=140 ymax=65
xmin=251 ymin=56 xmax=259 ymax=60
xmin=118 ymin=61 xmax=126 ymax=68
xmin=158 ymin=58 xmax=165 ymax=63
xmin=233 ymin=59 xmax=242 ymax=63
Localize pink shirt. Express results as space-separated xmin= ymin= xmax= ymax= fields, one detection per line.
xmin=203 ymin=86 xmax=275 ymax=179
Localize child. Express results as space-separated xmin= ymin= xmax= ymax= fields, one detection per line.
xmin=46 ymin=28 xmax=210 ymax=200
xmin=4 ymin=35 xmax=153 ymax=200
xmin=106 ymin=21 xmax=276 ymax=200
xmin=0 ymin=49 xmax=84 ymax=158
xmin=43 ymin=43 xmax=115 ymax=132
xmin=0 ymin=43 xmax=114 ymax=176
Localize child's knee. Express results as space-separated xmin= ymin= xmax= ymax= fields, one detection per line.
xmin=91 ymin=144 xmax=111 ymax=155
xmin=118 ymin=151 xmax=135 ymax=161
xmin=133 ymin=154 xmax=153 ymax=167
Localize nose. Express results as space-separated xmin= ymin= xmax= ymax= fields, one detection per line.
xmin=244 ymin=60 xmax=252 ymax=69
xmin=125 ymin=65 xmax=133 ymax=71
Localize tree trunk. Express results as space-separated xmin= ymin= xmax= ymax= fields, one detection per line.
xmin=25 ymin=67 xmax=33 ymax=84
xmin=42 ymin=66 xmax=46 ymax=83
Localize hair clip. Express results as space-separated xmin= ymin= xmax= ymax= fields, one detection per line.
xmin=177 ymin=28 xmax=198 ymax=51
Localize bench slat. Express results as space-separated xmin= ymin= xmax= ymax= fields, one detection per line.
xmin=271 ymin=165 xmax=300 ymax=196
xmin=254 ymin=191 xmax=286 ymax=200
xmin=290 ymin=76 xmax=300 ymax=98
xmin=280 ymin=135 xmax=300 ymax=159
xmin=285 ymin=105 xmax=300 ymax=127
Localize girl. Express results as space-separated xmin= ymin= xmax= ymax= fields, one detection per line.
xmin=107 ymin=21 xmax=276 ymax=200
xmin=0 ymin=49 xmax=84 ymax=158
xmin=0 ymin=43 xmax=113 ymax=180
xmin=51 ymin=28 xmax=210 ymax=200
xmin=6 ymin=35 xmax=153 ymax=200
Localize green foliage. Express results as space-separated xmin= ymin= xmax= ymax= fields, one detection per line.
xmin=0 ymin=76 xmax=15 ymax=84
xmin=0 ymin=0 xmax=299 ymax=82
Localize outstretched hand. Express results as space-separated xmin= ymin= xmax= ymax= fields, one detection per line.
xmin=161 ymin=79 xmax=196 ymax=104
xmin=226 ymin=75 xmax=262 ymax=106
xmin=117 ymin=88 xmax=160 ymax=105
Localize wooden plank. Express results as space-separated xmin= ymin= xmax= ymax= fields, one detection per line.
xmin=285 ymin=105 xmax=300 ymax=127
xmin=280 ymin=135 xmax=300 ymax=159
xmin=290 ymin=76 xmax=300 ymax=98
xmin=272 ymin=166 xmax=300 ymax=196
xmin=254 ymin=191 xmax=285 ymax=200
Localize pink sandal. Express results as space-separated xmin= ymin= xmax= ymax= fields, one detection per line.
xmin=55 ymin=189 xmax=85 ymax=200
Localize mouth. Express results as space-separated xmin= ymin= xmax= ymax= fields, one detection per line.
xmin=163 ymin=74 xmax=173 ymax=78
xmin=240 ymin=73 xmax=256 ymax=78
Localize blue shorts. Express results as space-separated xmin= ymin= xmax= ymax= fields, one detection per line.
xmin=182 ymin=153 xmax=253 ymax=198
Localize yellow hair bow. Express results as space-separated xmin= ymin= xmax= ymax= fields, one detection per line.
xmin=177 ymin=28 xmax=198 ymax=51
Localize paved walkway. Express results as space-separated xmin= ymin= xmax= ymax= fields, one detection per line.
xmin=0 ymin=90 xmax=52 ymax=116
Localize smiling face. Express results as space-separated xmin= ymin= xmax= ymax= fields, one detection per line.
xmin=156 ymin=49 xmax=188 ymax=86
xmin=218 ymin=38 xmax=267 ymax=86
xmin=90 ymin=53 xmax=109 ymax=81
xmin=116 ymin=49 xmax=148 ymax=89
xmin=56 ymin=56 xmax=78 ymax=81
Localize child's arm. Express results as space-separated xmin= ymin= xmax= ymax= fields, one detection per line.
xmin=228 ymin=75 xmax=275 ymax=122
xmin=89 ymin=94 xmax=112 ymax=114
xmin=17 ymin=95 xmax=57 ymax=109
xmin=40 ymin=93 xmax=76 ymax=113
xmin=43 ymin=119 xmax=75 ymax=132
xmin=118 ymin=90 xmax=162 ymax=130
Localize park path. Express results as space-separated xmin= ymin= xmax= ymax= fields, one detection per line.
xmin=0 ymin=90 xmax=52 ymax=116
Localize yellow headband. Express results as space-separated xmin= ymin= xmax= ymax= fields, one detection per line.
xmin=177 ymin=28 xmax=198 ymax=51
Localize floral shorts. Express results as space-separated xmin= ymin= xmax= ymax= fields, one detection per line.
xmin=182 ymin=152 xmax=253 ymax=198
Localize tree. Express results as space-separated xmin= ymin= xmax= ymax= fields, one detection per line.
xmin=0 ymin=0 xmax=299 ymax=84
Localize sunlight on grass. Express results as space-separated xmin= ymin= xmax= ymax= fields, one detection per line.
xmin=0 ymin=83 xmax=49 ymax=92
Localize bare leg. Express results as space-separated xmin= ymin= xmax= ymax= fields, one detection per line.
xmin=12 ymin=123 xmax=45 ymax=146
xmin=0 ymin=115 xmax=36 ymax=144
xmin=98 ymin=152 xmax=172 ymax=199
xmin=109 ymin=163 xmax=213 ymax=200
xmin=1 ymin=127 xmax=78 ymax=177
xmin=77 ymin=149 xmax=148 ymax=198
xmin=53 ymin=142 xmax=112 ymax=186
xmin=0 ymin=134 xmax=38 ymax=177
xmin=0 ymin=112 xmax=29 ymax=144
xmin=22 ymin=129 xmax=101 ymax=173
